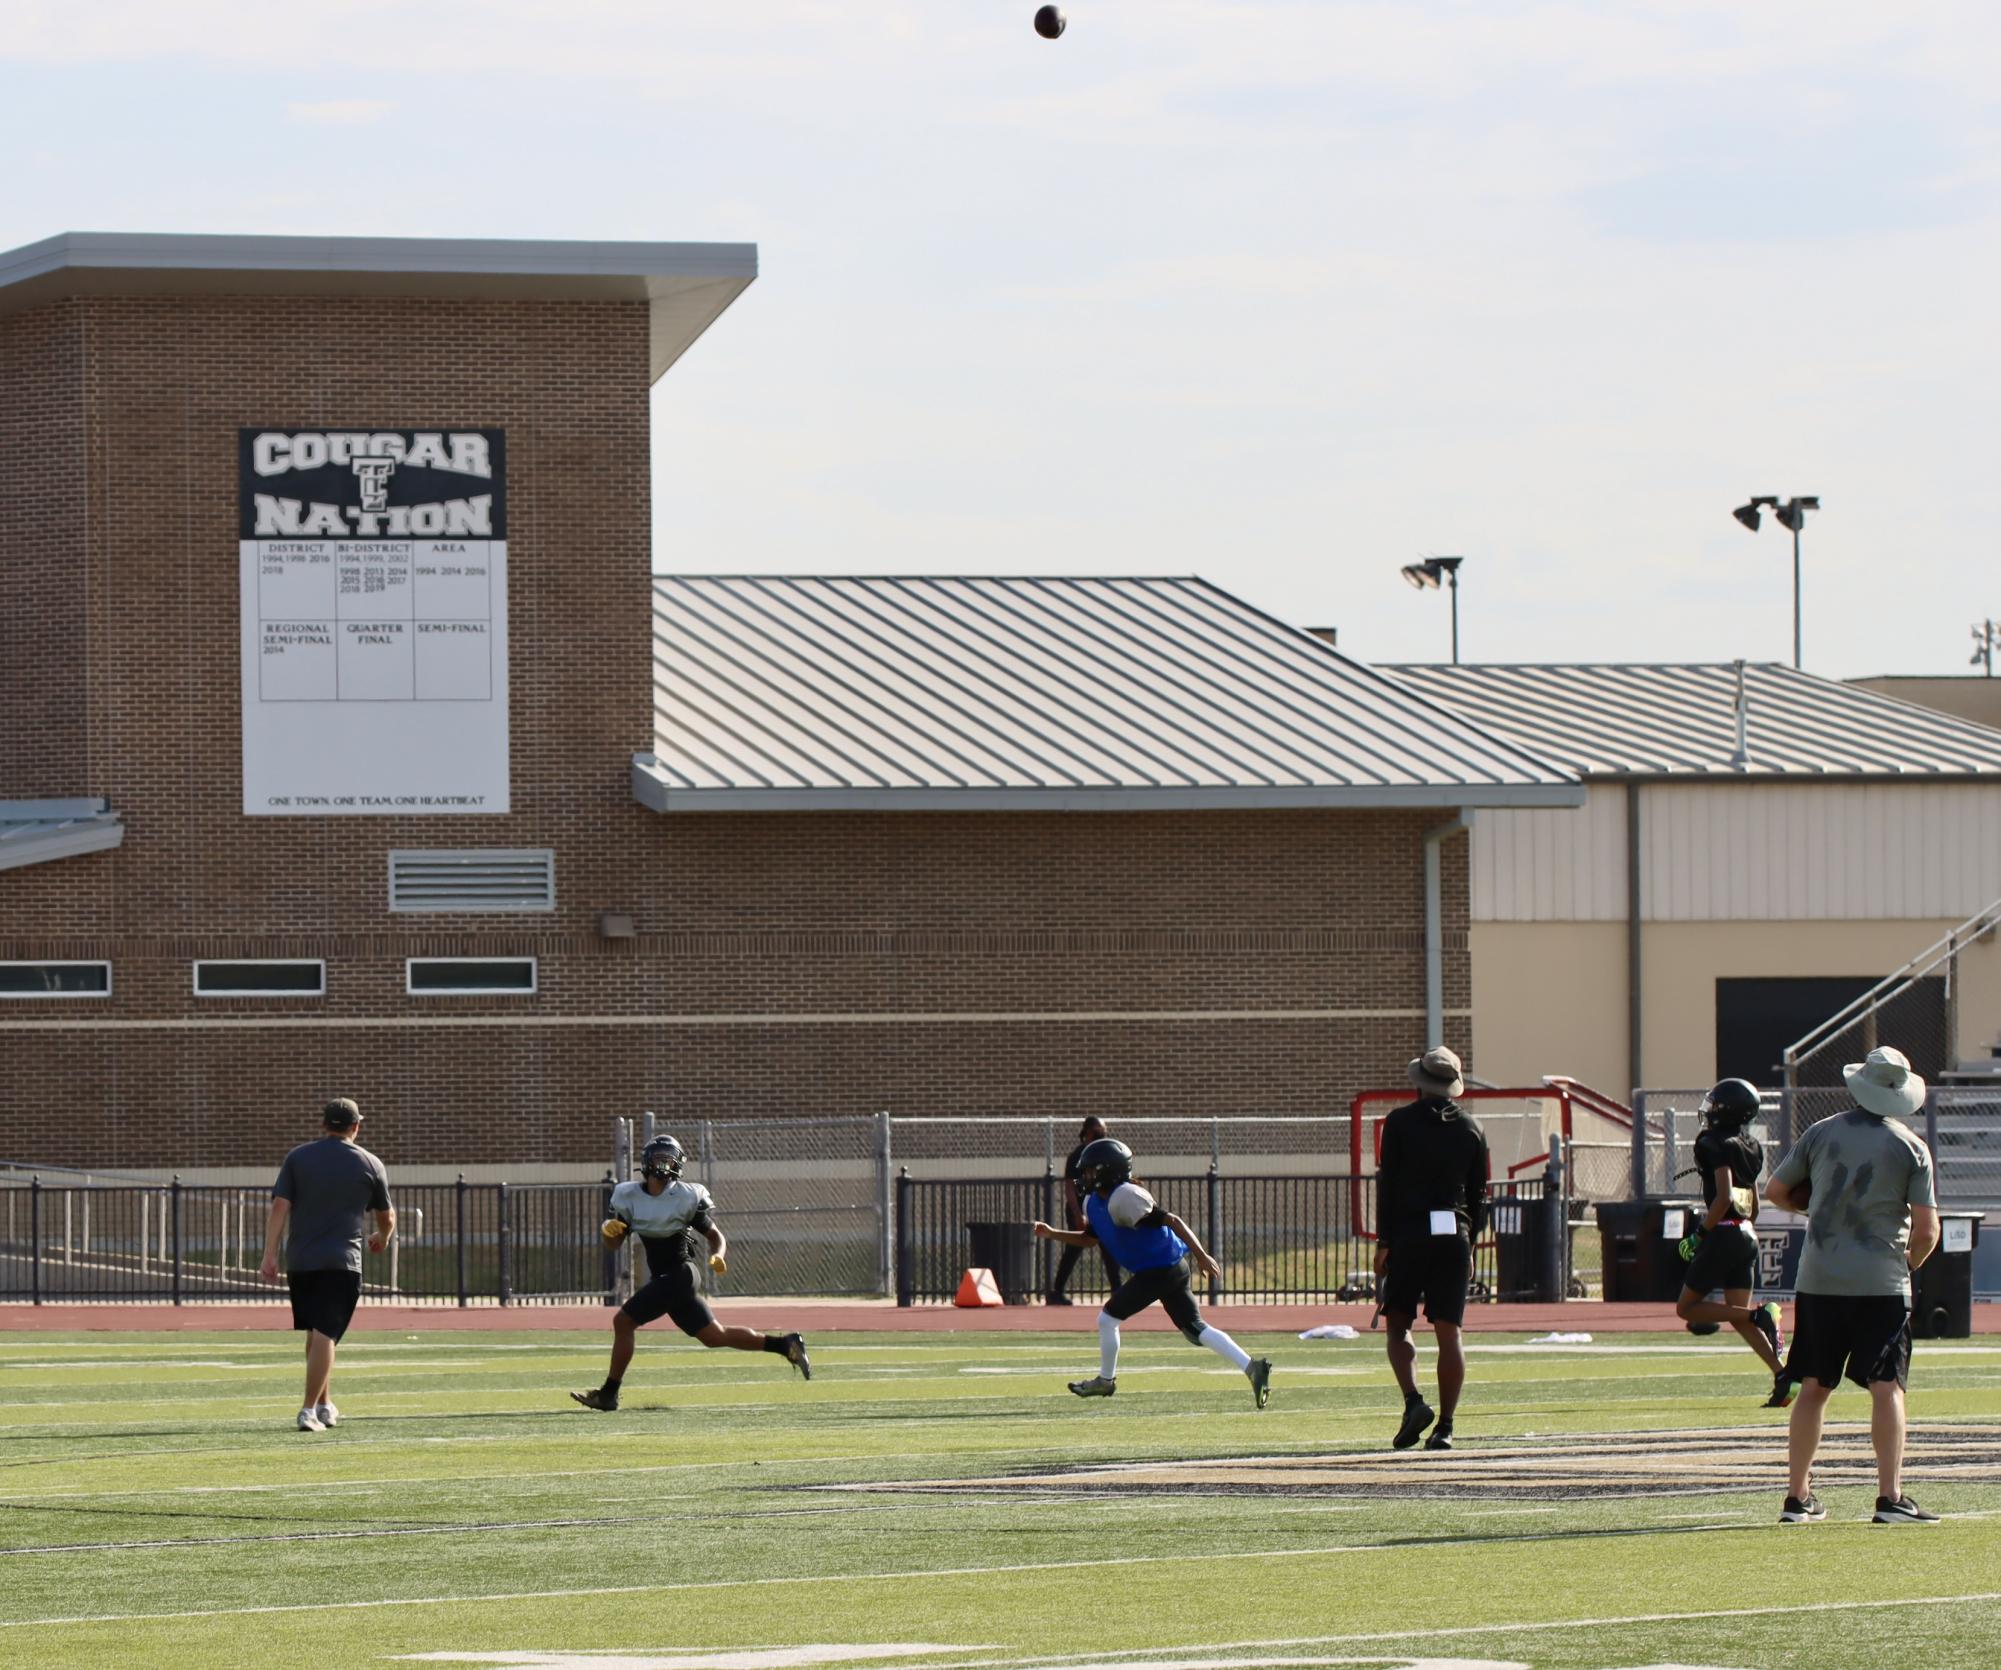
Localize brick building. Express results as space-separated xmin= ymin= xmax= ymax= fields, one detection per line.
xmin=0 ymin=233 xmax=1580 ymax=1173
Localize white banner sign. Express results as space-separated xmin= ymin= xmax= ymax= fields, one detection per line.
xmin=238 ymin=428 xmax=509 ymax=815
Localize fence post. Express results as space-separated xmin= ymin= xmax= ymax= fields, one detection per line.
xmin=1630 ymin=1090 xmax=1647 ymax=1198
xmin=29 ymin=1177 xmax=41 ymax=1307
xmin=170 ymin=1176 xmax=185 ymax=1307
xmin=497 ymin=1183 xmax=512 ymax=1307
xmin=875 ymin=1110 xmax=893 ymax=1301
xmin=1544 ymin=1136 xmax=1566 ymax=1304
xmin=894 ymin=1167 xmax=912 ymax=1308
xmin=1925 ymin=1091 xmax=1941 ymax=1186
xmin=455 ymin=1173 xmax=469 ymax=1308
xmin=1206 ymin=1163 xmax=1222 ymax=1303
xmin=600 ymin=1170 xmax=619 ymax=1306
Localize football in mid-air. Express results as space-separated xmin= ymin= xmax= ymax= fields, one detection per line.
xmin=1034 ymin=6 xmax=1066 ymax=39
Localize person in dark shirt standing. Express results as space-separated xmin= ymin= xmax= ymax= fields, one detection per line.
xmin=1373 ymin=1047 xmax=1489 ymax=1451
xmin=1046 ymin=1117 xmax=1121 ymax=1305
xmin=1673 ymin=1078 xmax=1787 ymax=1403
xmin=258 ymin=1097 xmax=394 ymax=1432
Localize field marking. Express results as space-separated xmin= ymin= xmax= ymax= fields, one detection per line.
xmin=0 ymin=1524 xmax=1779 ymax=1629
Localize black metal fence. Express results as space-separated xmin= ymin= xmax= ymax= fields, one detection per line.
xmin=893 ymin=1170 xmax=1571 ymax=1306
xmin=0 ymin=1177 xmax=618 ymax=1306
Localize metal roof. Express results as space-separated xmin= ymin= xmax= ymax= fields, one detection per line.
xmin=0 ymin=232 xmax=757 ymax=383
xmin=639 ymin=577 xmax=1583 ymax=812
xmin=1385 ymin=662 xmax=2001 ymax=779
xmin=0 ymin=799 xmax=124 ymax=873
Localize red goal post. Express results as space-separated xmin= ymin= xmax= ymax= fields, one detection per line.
xmin=1347 ymin=1081 xmax=1635 ymax=1238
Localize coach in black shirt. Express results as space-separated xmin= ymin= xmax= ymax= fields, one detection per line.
xmin=1373 ymin=1046 xmax=1489 ymax=1452
xmin=1046 ymin=1117 xmax=1121 ymax=1304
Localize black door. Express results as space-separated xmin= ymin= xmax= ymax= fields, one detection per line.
xmin=1715 ymin=976 xmax=1947 ymax=1086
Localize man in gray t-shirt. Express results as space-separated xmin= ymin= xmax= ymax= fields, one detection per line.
xmin=259 ymin=1098 xmax=394 ymax=1433
xmin=1764 ymin=1047 xmax=1941 ymax=1527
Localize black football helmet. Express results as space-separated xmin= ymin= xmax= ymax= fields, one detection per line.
xmin=1074 ymin=1137 xmax=1134 ymax=1196
xmin=1699 ymin=1079 xmax=1761 ymax=1127
xmin=640 ymin=1134 xmax=686 ymax=1182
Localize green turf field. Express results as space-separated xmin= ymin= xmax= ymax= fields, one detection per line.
xmin=3 ymin=1325 xmax=1999 ymax=1669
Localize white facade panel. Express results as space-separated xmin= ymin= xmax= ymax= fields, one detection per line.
xmin=1475 ymin=781 xmax=2001 ymax=923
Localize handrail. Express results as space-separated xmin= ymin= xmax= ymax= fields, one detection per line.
xmin=1540 ymin=1076 xmax=1635 ymax=1131
xmin=1782 ymin=898 xmax=2001 ymax=1069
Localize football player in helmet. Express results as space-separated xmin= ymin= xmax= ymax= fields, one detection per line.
xmin=1675 ymin=1078 xmax=1788 ymax=1407
xmin=1032 ymin=1136 xmax=1272 ymax=1406
xmin=571 ymin=1132 xmax=811 ymax=1411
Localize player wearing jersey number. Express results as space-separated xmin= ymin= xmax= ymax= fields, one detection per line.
xmin=1033 ymin=1137 xmax=1272 ymax=1407
xmin=1673 ymin=1078 xmax=1787 ymax=1405
xmin=570 ymin=1134 xmax=810 ymax=1411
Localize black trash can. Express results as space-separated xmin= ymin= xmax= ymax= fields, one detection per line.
xmin=1913 ymin=1213 xmax=1983 ymax=1339
xmin=1493 ymin=1194 xmax=1560 ymax=1302
xmin=965 ymin=1221 xmax=1037 ymax=1305
xmin=1597 ymin=1198 xmax=1699 ymax=1302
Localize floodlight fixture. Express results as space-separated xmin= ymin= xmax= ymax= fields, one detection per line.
xmin=1974 ymin=619 xmax=1997 ymax=679
xmin=1399 ymin=555 xmax=1465 ymax=661
xmin=1732 ymin=494 xmax=1820 ymax=669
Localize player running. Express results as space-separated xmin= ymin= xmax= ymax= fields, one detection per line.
xmin=570 ymin=1134 xmax=811 ymax=1411
xmin=1673 ymin=1078 xmax=1787 ymax=1406
xmin=1033 ymin=1137 xmax=1272 ymax=1407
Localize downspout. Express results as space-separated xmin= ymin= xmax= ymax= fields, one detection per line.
xmin=1423 ymin=812 xmax=1472 ymax=1047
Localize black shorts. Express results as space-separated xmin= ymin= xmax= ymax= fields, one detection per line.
xmin=1788 ymin=1291 xmax=1912 ymax=1391
xmin=621 ymin=1260 xmax=716 ymax=1337
xmin=1103 ymin=1257 xmax=1205 ymax=1344
xmin=1682 ymin=1219 xmax=1759 ymax=1296
xmin=288 ymin=1269 xmax=362 ymax=1342
xmin=1382 ymin=1236 xmax=1471 ymax=1326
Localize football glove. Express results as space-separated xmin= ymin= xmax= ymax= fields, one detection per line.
xmin=1677 ymin=1228 xmax=1705 ymax=1263
xmin=601 ymin=1217 xmax=629 ymax=1247
xmin=709 ymin=1253 xmax=728 ymax=1276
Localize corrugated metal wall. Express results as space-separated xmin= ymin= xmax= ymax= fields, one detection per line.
xmin=1474 ymin=783 xmax=2001 ymax=923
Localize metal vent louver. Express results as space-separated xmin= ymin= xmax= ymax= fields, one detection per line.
xmin=388 ymin=850 xmax=556 ymax=913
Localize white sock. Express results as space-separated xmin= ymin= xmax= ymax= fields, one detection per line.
xmin=1198 ymin=1325 xmax=1252 ymax=1372
xmin=1098 ymin=1311 xmax=1121 ymax=1380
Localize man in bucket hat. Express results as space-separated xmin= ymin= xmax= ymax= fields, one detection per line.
xmin=1373 ymin=1045 xmax=1490 ymax=1451
xmin=1765 ymin=1046 xmax=1942 ymax=1525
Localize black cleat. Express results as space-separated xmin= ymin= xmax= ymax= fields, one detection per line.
xmin=1067 ymin=1375 xmax=1116 ymax=1397
xmin=1044 ymin=1292 xmax=1074 ymax=1307
xmin=569 ymin=1387 xmax=619 ymax=1412
xmin=1762 ymin=1371 xmax=1795 ymax=1410
xmin=784 ymin=1333 xmax=812 ymax=1381
xmin=1248 ymin=1357 xmax=1272 ymax=1409
xmin=1873 ymin=1494 xmax=1941 ymax=1525
xmin=1779 ymin=1492 xmax=1826 ymax=1523
xmin=1423 ymin=1420 xmax=1454 ymax=1451
xmin=1392 ymin=1397 xmax=1435 ymax=1450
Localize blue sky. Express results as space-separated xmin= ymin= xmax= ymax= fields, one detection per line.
xmin=5 ymin=1 xmax=1998 ymax=675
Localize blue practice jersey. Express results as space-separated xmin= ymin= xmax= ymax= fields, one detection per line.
xmin=1085 ymin=1183 xmax=1187 ymax=1272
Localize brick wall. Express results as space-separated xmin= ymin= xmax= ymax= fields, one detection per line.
xmin=0 ymin=294 xmax=1472 ymax=1169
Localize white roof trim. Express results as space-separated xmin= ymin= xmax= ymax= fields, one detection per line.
xmin=0 ymin=799 xmax=124 ymax=872
xmin=0 ymin=232 xmax=758 ymax=384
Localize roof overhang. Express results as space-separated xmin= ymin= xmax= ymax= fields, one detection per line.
xmin=0 ymin=232 xmax=757 ymax=383
xmin=631 ymin=755 xmax=1585 ymax=814
xmin=0 ymin=798 xmax=124 ymax=872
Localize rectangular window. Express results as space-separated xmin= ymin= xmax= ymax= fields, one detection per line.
xmin=0 ymin=962 xmax=111 ymax=998
xmin=406 ymin=957 xmax=537 ymax=995
xmin=193 ymin=960 xmax=326 ymax=997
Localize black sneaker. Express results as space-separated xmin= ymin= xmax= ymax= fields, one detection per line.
xmin=1762 ymin=1371 xmax=1795 ymax=1409
xmin=1423 ymin=1420 xmax=1454 ymax=1451
xmin=1873 ymin=1494 xmax=1941 ymax=1525
xmin=783 ymin=1333 xmax=813 ymax=1381
xmin=1045 ymin=1292 xmax=1074 ymax=1307
xmin=1067 ymin=1375 xmax=1116 ymax=1397
xmin=1779 ymin=1492 xmax=1825 ymax=1523
xmin=569 ymin=1387 xmax=619 ymax=1412
xmin=1392 ymin=1397 xmax=1435 ymax=1450
xmin=1248 ymin=1357 xmax=1272 ymax=1409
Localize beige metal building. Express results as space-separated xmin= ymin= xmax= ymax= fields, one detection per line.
xmin=1388 ymin=663 xmax=2001 ymax=1097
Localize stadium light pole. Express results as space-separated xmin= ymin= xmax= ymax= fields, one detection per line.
xmin=1973 ymin=619 xmax=1997 ymax=679
xmin=1732 ymin=495 xmax=1820 ymax=669
xmin=1400 ymin=556 xmax=1465 ymax=663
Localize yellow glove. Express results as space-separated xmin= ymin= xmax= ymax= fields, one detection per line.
xmin=709 ymin=1253 xmax=727 ymax=1276
xmin=601 ymin=1217 xmax=629 ymax=1247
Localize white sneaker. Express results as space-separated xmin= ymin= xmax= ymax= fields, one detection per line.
xmin=315 ymin=1402 xmax=339 ymax=1428
xmin=296 ymin=1408 xmax=325 ymax=1432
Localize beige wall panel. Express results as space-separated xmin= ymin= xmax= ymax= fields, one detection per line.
xmin=1639 ymin=918 xmax=2001 ymax=1087
xmin=1470 ymin=921 xmax=1628 ymax=1093
xmin=1850 ymin=678 xmax=2001 ymax=731
xmin=1472 ymin=786 xmax=1626 ymax=923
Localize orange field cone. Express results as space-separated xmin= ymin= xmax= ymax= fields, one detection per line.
xmin=954 ymin=1267 xmax=1006 ymax=1307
